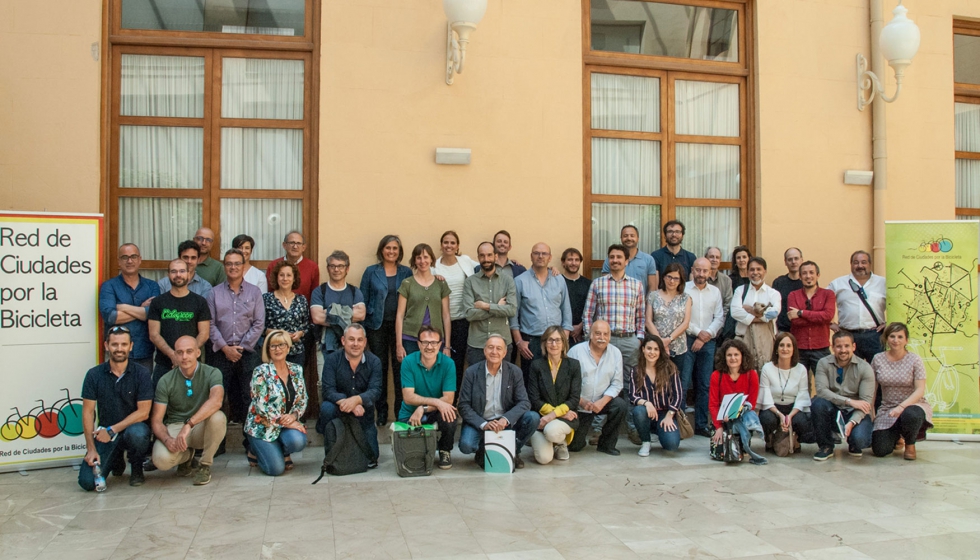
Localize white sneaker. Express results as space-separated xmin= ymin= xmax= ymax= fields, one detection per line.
xmin=638 ymin=442 xmax=651 ymax=457
xmin=554 ymin=443 xmax=569 ymax=461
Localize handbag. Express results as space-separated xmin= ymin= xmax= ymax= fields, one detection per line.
xmin=676 ymin=409 xmax=694 ymax=440
xmin=392 ymin=423 xmax=437 ymax=478
xmin=771 ymin=424 xmax=797 ymax=457
xmin=709 ymin=424 xmax=743 ymax=463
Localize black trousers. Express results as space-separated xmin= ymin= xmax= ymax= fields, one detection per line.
xmin=798 ymin=348 xmax=830 ymax=375
xmin=872 ymin=406 xmax=926 ymax=457
xmin=449 ymin=319 xmax=469 ymax=403
xmin=568 ymin=397 xmax=627 ymax=452
xmin=851 ymin=328 xmax=883 ymax=363
xmin=759 ymin=404 xmax=815 ymax=444
xmin=367 ymin=320 xmax=401 ymax=420
xmin=209 ymin=347 xmax=261 ymax=424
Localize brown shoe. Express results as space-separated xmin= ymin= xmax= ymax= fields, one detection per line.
xmin=903 ymin=443 xmax=916 ymax=461
xmin=894 ymin=436 xmax=905 ymax=452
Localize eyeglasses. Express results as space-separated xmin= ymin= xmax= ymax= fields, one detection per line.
xmin=327 ymin=264 xmax=347 ymax=270
xmin=224 ymin=261 xmax=243 ymax=268
xmin=665 ymin=229 xmax=683 ymax=235
xmin=269 ymin=343 xmax=288 ymax=351
xmin=284 ymin=241 xmax=304 ymax=247
xmin=108 ymin=326 xmax=131 ymax=334
xmin=118 ymin=255 xmax=140 ymax=262
xmin=193 ymin=236 xmax=213 ymax=243
xmin=545 ymin=338 xmax=563 ymax=345
xmin=185 ymin=378 xmax=193 ymax=397
xmin=418 ymin=340 xmax=442 ymax=347
xmin=664 ymin=276 xmax=681 ymax=282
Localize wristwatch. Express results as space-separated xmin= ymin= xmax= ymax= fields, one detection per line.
xmin=105 ymin=426 xmax=116 ymax=438
xmin=184 ymin=418 xmax=194 ymax=428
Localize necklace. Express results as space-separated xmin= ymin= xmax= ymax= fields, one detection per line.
xmin=776 ymin=366 xmax=792 ymax=397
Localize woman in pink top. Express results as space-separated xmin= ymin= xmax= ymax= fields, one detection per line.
xmin=871 ymin=322 xmax=933 ymax=460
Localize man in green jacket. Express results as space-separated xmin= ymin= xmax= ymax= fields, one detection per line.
xmin=462 ymin=241 xmax=517 ymax=367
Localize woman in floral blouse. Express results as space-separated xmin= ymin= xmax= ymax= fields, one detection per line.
xmin=871 ymin=322 xmax=932 ymax=460
xmin=263 ymin=261 xmax=310 ymax=366
xmin=245 ymin=330 xmax=308 ymax=476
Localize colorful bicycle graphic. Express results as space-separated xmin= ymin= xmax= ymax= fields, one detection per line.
xmin=0 ymin=388 xmax=84 ymax=442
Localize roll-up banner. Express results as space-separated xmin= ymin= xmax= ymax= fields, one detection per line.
xmin=885 ymin=221 xmax=980 ymax=439
xmin=0 ymin=211 xmax=103 ymax=471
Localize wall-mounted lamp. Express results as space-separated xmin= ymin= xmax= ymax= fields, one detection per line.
xmin=444 ymin=0 xmax=487 ymax=85
xmin=857 ymin=1 xmax=920 ymax=111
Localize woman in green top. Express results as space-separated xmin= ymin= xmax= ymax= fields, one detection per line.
xmin=395 ymin=243 xmax=452 ymax=363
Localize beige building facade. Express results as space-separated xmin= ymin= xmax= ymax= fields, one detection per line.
xmin=1 ymin=0 xmax=978 ymax=284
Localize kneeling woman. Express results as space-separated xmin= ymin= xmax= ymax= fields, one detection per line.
xmin=758 ymin=332 xmax=815 ymax=452
xmin=245 ymin=330 xmax=309 ymax=475
xmin=628 ymin=335 xmax=683 ymax=456
xmin=871 ymin=322 xmax=932 ymax=460
xmin=527 ymin=326 xmax=581 ymax=464
xmin=709 ymin=339 xmax=767 ymax=465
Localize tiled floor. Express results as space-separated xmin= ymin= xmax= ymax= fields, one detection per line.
xmin=1 ymin=433 xmax=978 ymax=560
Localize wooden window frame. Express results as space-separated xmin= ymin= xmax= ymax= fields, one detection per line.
xmin=582 ymin=0 xmax=755 ymax=273
xmin=100 ymin=0 xmax=320 ymax=278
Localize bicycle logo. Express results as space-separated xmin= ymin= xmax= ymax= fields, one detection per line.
xmin=0 ymin=388 xmax=84 ymax=441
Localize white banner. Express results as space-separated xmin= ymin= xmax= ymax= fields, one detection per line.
xmin=0 ymin=211 xmax=103 ymax=472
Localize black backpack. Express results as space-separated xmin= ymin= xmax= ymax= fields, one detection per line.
xmin=312 ymin=414 xmax=376 ymax=483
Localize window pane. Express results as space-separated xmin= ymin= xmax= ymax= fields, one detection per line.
xmin=956 ymin=159 xmax=980 ymax=209
xmin=121 ymin=0 xmax=305 ymax=37
xmin=592 ymin=138 xmax=661 ymax=196
xmin=955 ymin=103 xmax=980 ymax=152
xmin=118 ymin=197 xmax=202 ymax=260
xmin=591 ymin=203 xmax=661 ymax=260
xmin=220 ymin=199 xmax=302 ymax=261
xmin=955 ymin=34 xmax=980 ymax=85
xmin=119 ymin=126 xmax=203 ymax=189
xmin=675 ymin=81 xmax=738 ymax=137
xmin=676 ymin=206 xmax=739 ymax=259
xmin=591 ymin=73 xmax=659 ymax=132
xmin=221 ymin=128 xmax=303 ymax=190
xmin=676 ymin=143 xmax=739 ymax=199
xmin=121 ymin=55 xmax=204 ymax=118
xmin=591 ymin=0 xmax=738 ymax=62
xmin=222 ymin=58 xmax=304 ymax=120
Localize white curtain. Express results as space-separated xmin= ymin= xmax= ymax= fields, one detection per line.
xmin=676 ymin=207 xmax=739 ymax=259
xmin=592 ymin=138 xmax=661 ymax=196
xmin=956 ymin=159 xmax=980 ymax=209
xmin=591 ymin=203 xmax=661 ymax=260
xmin=675 ymin=80 xmax=738 ymax=137
xmin=221 ymin=128 xmax=303 ymax=190
xmin=591 ymin=73 xmax=659 ymax=132
xmin=120 ymin=54 xmax=204 ymax=118
xmin=118 ymin=197 xmax=202 ymax=260
xmin=220 ymin=199 xmax=302 ymax=261
xmin=222 ymin=58 xmax=304 ymax=120
xmin=676 ymin=143 xmax=739 ymax=199
xmin=119 ymin=125 xmax=203 ymax=189
xmin=955 ymin=103 xmax=980 ymax=152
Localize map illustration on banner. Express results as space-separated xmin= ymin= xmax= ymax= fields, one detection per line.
xmin=886 ymin=221 xmax=979 ymax=437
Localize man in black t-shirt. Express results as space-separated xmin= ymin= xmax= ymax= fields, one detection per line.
xmin=560 ymin=248 xmax=592 ymax=344
xmin=772 ymin=248 xmax=804 ymax=333
xmin=148 ymin=259 xmax=211 ymax=386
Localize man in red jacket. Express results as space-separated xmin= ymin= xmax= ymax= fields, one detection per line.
xmin=787 ymin=261 xmax=836 ymax=376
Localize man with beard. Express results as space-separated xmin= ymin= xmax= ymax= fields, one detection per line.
xmin=651 ymin=220 xmax=697 ymax=278
xmin=78 ymin=327 xmax=154 ymax=490
xmin=463 ymin=241 xmax=518 ymax=366
xmin=476 ymin=230 xmax=527 ymax=279
xmin=561 ymin=248 xmax=592 ymax=344
xmin=828 ymin=251 xmax=886 ymax=362
xmin=148 ymin=259 xmax=212 ymax=386
xmin=788 ymin=261 xmax=836 ymax=374
xmin=158 ymin=240 xmax=213 ymax=299
xmin=192 ymin=227 xmax=226 ymax=288
xmin=600 ymin=225 xmax=658 ymax=295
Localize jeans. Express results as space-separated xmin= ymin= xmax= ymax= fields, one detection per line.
xmin=318 ymin=401 xmax=379 ymax=459
xmin=872 ymin=406 xmax=926 ymax=457
xmin=368 ymin=320 xmax=401 ymax=422
xmin=851 ymin=329 xmax=883 ymax=363
xmin=466 ymin=345 xmax=513 ymax=370
xmin=152 ymin=411 xmax=227 ymax=469
xmin=609 ymin=336 xmax=640 ymax=432
xmin=811 ymin=397 xmax=873 ymax=451
xmin=78 ymin=422 xmax=152 ymax=491
xmin=209 ymin=347 xmax=261 ymax=424
xmin=449 ymin=318 xmax=470 ymax=401
xmin=569 ymin=396 xmax=628 ymax=452
xmin=683 ymin=336 xmax=716 ymax=431
xmin=758 ymin=404 xmax=815 ymax=444
xmin=631 ymin=406 xmax=680 ymax=451
xmin=517 ymin=334 xmax=542 ymax=389
xmin=246 ymin=429 xmax=307 ymax=476
xmin=729 ymin=410 xmax=767 ymax=463
xmin=398 ymin=411 xmax=458 ymax=452
xmin=458 ymin=411 xmax=539 ymax=456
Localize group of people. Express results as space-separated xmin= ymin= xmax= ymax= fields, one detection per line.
xmin=80 ymin=222 xmax=933 ymax=491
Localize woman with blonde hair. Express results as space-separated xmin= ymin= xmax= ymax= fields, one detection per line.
xmin=526 ymin=326 xmax=581 ymax=464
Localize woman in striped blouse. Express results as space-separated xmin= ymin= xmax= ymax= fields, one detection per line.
xmin=628 ymin=335 xmax=684 ymax=456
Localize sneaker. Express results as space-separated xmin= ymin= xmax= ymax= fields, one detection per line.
xmin=638 ymin=442 xmax=651 ymax=457
xmin=142 ymin=457 xmax=158 ymax=473
xmin=176 ymin=455 xmax=197 ymax=477
xmin=587 ymin=431 xmax=600 ymax=447
xmin=554 ymin=443 xmax=570 ymax=461
xmin=813 ymin=447 xmax=834 ymax=461
xmin=627 ymin=428 xmax=642 ymax=446
xmin=367 ymin=460 xmax=378 ymax=469
xmin=192 ymin=464 xmax=211 ymax=485
xmin=129 ymin=464 xmax=145 ymax=487
xmin=514 ymin=455 xmax=525 ymax=469
xmin=437 ymin=450 xmax=453 ymax=470
xmin=848 ymin=445 xmax=863 ymax=458
xmin=696 ymin=426 xmax=715 ymax=438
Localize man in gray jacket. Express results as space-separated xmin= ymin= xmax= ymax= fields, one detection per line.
xmin=811 ymin=330 xmax=875 ymax=461
xmin=462 ymin=242 xmax=517 ymax=366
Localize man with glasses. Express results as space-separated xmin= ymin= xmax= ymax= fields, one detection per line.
xmin=192 ymin=227 xmax=226 ymax=288
xmin=811 ymin=330 xmax=875 ymax=461
xmin=788 ymin=261 xmax=836 ymax=375
xmin=651 ymin=220 xmax=697 ymax=278
xmin=311 ymin=250 xmax=365 ymax=359
xmin=828 ymin=251 xmax=887 ymax=362
xmin=266 ymin=231 xmax=319 ymax=302
xmin=601 ymin=225 xmax=658 ymax=295
xmin=148 ymin=259 xmax=211 ymax=387
xmin=78 ymin=326 xmax=154 ymax=490
xmin=511 ymin=242 xmax=572 ymax=386
xmin=206 ymin=249 xmax=265 ymax=436
xmin=158 ymin=240 xmax=213 ymax=299
xmin=99 ymin=243 xmax=160 ymax=371
xmin=151 ymin=336 xmax=226 ymax=485
xmin=772 ymin=248 xmax=804 ymax=334
xmin=399 ymin=325 xmax=458 ymax=469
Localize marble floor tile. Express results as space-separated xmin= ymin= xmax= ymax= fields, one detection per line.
xmin=486 ymin=550 xmax=565 ymax=560
xmin=807 ymin=520 xmax=904 ymax=547
xmin=260 ymin=539 xmax=335 ymax=560
xmin=624 ymin=537 xmax=720 ymax=558
xmin=754 ymin=526 xmax=848 ymax=553
xmin=683 ymin=526 xmax=783 ymax=558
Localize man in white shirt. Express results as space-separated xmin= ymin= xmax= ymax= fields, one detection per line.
xmin=684 ymin=258 xmax=725 ymax=437
xmin=828 ymin=251 xmax=886 ymax=362
xmin=730 ymin=257 xmax=781 ymax=370
xmin=566 ymin=320 xmax=627 ymax=456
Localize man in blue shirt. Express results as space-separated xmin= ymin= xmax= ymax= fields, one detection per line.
xmin=651 ymin=220 xmax=697 ymax=278
xmin=311 ymin=250 xmax=366 ymax=358
xmin=99 ymin=243 xmax=160 ymax=371
xmin=601 ymin=225 xmax=658 ymax=295
xmin=511 ymin=242 xmax=573 ymax=385
xmin=399 ymin=325 xmax=458 ymax=469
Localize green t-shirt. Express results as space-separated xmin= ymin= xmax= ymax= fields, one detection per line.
xmin=155 ymin=363 xmax=224 ymax=425
xmin=397 ymin=352 xmax=456 ymax=421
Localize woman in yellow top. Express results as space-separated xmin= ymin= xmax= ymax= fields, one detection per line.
xmin=526 ymin=326 xmax=582 ymax=464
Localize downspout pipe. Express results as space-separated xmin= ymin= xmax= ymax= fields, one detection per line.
xmin=871 ymin=0 xmax=887 ymax=275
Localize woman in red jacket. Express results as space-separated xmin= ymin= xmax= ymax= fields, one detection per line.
xmin=709 ymin=338 xmax=767 ymax=465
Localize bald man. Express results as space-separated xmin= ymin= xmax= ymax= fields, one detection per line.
xmin=511 ymin=242 xmax=573 ymax=386
xmin=684 ymin=258 xmax=725 ymax=436
xmin=193 ymin=228 xmax=226 ymax=287
xmin=567 ymin=320 xmax=626 ymax=455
